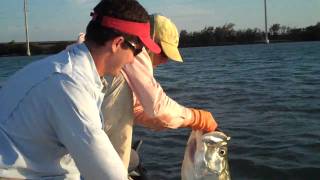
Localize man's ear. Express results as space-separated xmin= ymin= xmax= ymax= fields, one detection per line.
xmin=111 ymin=36 xmax=125 ymax=53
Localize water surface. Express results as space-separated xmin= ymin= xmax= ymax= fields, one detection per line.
xmin=1 ymin=42 xmax=319 ymax=180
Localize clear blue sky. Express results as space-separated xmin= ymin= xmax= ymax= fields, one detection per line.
xmin=0 ymin=0 xmax=319 ymax=42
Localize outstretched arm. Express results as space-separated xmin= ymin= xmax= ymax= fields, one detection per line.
xmin=123 ymin=49 xmax=217 ymax=132
xmin=122 ymin=49 xmax=189 ymax=118
xmin=134 ymin=102 xmax=217 ymax=132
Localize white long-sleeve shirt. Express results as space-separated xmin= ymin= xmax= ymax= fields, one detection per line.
xmin=0 ymin=44 xmax=127 ymax=179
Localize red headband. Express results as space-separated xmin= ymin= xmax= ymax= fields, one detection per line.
xmin=91 ymin=13 xmax=161 ymax=54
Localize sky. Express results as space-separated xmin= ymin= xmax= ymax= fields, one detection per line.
xmin=0 ymin=0 xmax=319 ymax=42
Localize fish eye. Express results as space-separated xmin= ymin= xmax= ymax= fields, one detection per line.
xmin=219 ymin=148 xmax=226 ymax=156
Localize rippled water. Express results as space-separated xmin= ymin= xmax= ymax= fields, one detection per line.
xmin=1 ymin=42 xmax=320 ymax=180
xmin=134 ymin=41 xmax=320 ymax=180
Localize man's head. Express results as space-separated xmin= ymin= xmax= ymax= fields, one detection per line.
xmin=85 ymin=0 xmax=160 ymax=76
xmin=149 ymin=14 xmax=183 ymax=68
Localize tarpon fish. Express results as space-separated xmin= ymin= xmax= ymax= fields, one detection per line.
xmin=181 ymin=130 xmax=231 ymax=180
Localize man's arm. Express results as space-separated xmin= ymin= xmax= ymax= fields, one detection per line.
xmin=133 ymin=103 xmax=217 ymax=132
xmin=122 ymin=49 xmax=189 ymax=118
xmin=123 ymin=49 xmax=217 ymax=132
xmin=48 ymin=75 xmax=127 ymax=180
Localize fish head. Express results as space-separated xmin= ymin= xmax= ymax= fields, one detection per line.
xmin=194 ymin=131 xmax=230 ymax=178
xmin=181 ymin=130 xmax=231 ymax=180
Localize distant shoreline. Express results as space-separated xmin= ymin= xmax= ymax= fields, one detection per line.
xmin=2 ymin=21 xmax=319 ymax=57
xmin=178 ymin=39 xmax=304 ymax=48
xmin=0 ymin=40 xmax=319 ymax=57
xmin=0 ymin=41 xmax=74 ymax=57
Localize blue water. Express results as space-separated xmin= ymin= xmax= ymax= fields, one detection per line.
xmin=1 ymin=41 xmax=320 ymax=180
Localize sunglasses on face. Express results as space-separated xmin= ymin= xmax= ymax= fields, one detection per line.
xmin=124 ymin=39 xmax=143 ymax=56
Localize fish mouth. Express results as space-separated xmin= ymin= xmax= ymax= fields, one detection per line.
xmin=208 ymin=169 xmax=221 ymax=176
xmin=195 ymin=169 xmax=220 ymax=178
xmin=206 ymin=161 xmax=224 ymax=176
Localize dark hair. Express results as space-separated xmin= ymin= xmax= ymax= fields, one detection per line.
xmin=85 ymin=0 xmax=149 ymax=46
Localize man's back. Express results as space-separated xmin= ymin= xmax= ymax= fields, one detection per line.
xmin=0 ymin=48 xmax=81 ymax=179
xmin=0 ymin=44 xmax=127 ymax=179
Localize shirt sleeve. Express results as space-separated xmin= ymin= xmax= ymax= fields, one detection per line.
xmin=122 ymin=48 xmax=192 ymax=122
xmin=47 ymin=75 xmax=127 ymax=180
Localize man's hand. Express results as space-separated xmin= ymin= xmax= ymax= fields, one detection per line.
xmin=183 ymin=108 xmax=218 ymax=132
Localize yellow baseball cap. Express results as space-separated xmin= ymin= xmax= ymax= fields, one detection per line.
xmin=152 ymin=14 xmax=183 ymax=62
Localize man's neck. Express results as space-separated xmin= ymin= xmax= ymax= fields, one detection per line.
xmin=85 ymin=41 xmax=108 ymax=77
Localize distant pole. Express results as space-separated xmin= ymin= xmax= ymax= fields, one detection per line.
xmin=24 ymin=0 xmax=31 ymax=56
xmin=264 ymin=0 xmax=269 ymax=44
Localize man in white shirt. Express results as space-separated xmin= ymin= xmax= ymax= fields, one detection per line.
xmin=0 ymin=0 xmax=160 ymax=179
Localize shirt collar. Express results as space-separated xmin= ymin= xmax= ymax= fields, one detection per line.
xmin=71 ymin=43 xmax=105 ymax=93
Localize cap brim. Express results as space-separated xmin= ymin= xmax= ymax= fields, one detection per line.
xmin=160 ymin=41 xmax=183 ymax=62
xmin=140 ymin=36 xmax=161 ymax=54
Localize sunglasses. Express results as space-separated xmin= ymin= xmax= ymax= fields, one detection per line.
xmin=124 ymin=39 xmax=143 ymax=56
